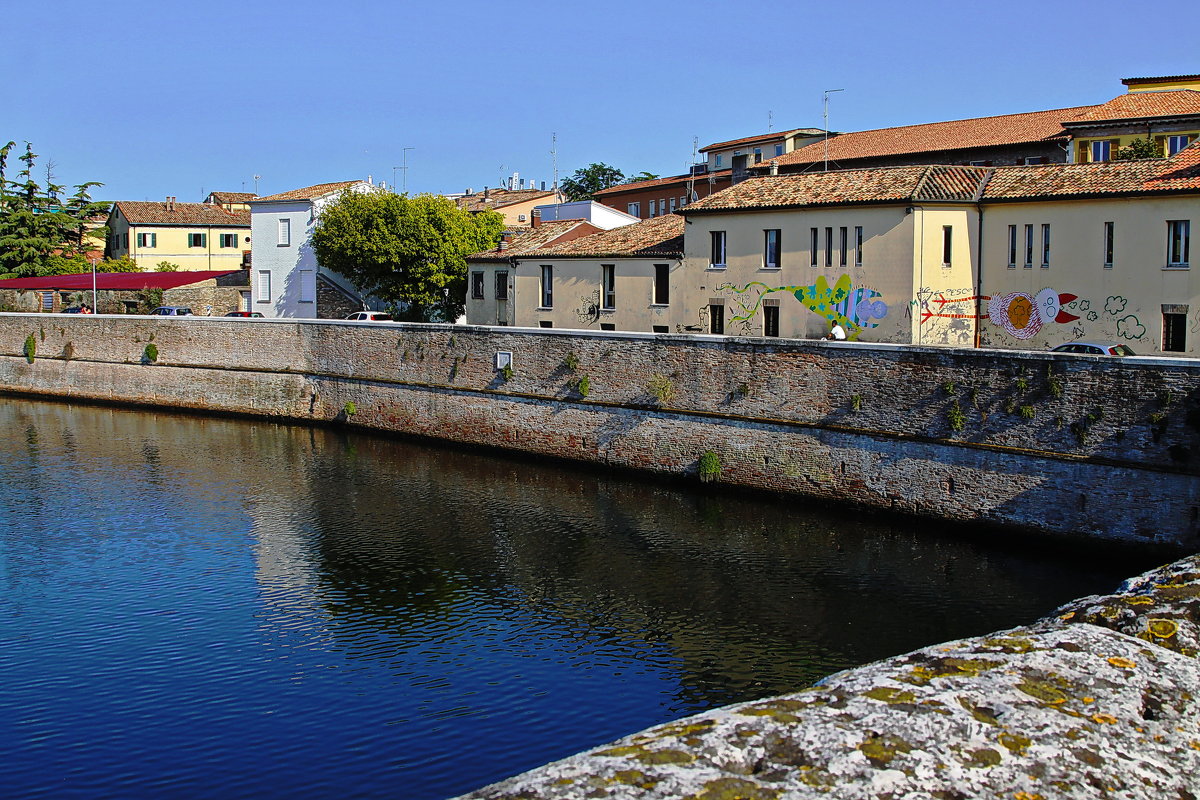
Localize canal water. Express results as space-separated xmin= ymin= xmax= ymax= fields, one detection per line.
xmin=0 ymin=397 xmax=1156 ymax=799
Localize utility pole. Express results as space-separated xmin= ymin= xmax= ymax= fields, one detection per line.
xmin=823 ymin=89 xmax=844 ymax=171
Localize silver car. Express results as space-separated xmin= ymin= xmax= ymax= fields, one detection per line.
xmin=149 ymin=306 xmax=194 ymax=316
xmin=1050 ymin=341 xmax=1137 ymax=356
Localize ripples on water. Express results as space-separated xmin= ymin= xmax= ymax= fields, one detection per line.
xmin=0 ymin=398 xmax=1156 ymax=799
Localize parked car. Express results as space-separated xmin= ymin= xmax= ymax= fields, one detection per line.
xmin=225 ymin=311 xmax=264 ymax=318
xmin=149 ymin=306 xmax=194 ymax=316
xmin=345 ymin=311 xmax=393 ymax=322
xmin=1051 ymin=341 xmax=1137 ymax=356
xmin=61 ymin=305 xmax=92 ymax=314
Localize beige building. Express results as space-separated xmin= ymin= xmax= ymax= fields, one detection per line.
xmin=455 ymin=187 xmax=558 ymax=227
xmin=106 ymin=196 xmax=251 ymax=271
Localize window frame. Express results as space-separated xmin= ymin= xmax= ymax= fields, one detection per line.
xmin=539 ymin=265 xmax=554 ymax=308
xmin=1164 ymin=311 xmax=1187 ymax=352
xmin=137 ymin=232 xmax=156 ymax=248
xmin=1103 ymin=221 xmax=1114 ymax=268
xmin=627 ymin=202 xmax=641 ymax=217
xmin=854 ymin=226 xmax=863 ymax=267
xmin=1007 ymin=224 xmax=1017 ymax=268
xmin=277 ymin=218 xmax=291 ymax=247
xmin=1023 ymin=224 xmax=1034 ymax=268
xmin=709 ymin=303 xmax=724 ymax=335
xmin=1167 ymin=220 xmax=1191 ymax=268
xmin=824 ymin=227 xmax=833 ymax=268
xmin=601 ymin=264 xmax=616 ymax=310
xmin=942 ymin=225 xmax=953 ymax=267
xmin=763 ymin=304 xmax=779 ymax=337
xmin=763 ymin=229 xmax=781 ymax=269
xmin=710 ymin=230 xmax=727 ymax=268
xmin=1041 ymin=223 xmax=1051 ymax=268
xmin=495 ymin=270 xmax=509 ymax=301
xmin=256 ymin=270 xmax=271 ymax=303
xmin=471 ymin=271 xmax=485 ymax=300
xmin=220 ymin=232 xmax=239 ymax=248
xmin=810 ymin=228 xmax=819 ymax=267
xmin=188 ymin=232 xmax=207 ymax=248
xmin=653 ymin=263 xmax=670 ymax=306
xmin=299 ymin=269 xmax=316 ymax=303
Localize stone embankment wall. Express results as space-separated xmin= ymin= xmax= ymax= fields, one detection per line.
xmin=456 ymin=554 xmax=1200 ymax=800
xmin=0 ymin=314 xmax=1198 ymax=548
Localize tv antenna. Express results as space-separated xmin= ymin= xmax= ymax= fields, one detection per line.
xmin=823 ymin=89 xmax=844 ymax=171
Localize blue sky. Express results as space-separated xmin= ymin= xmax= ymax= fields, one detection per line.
xmin=6 ymin=0 xmax=1198 ymax=203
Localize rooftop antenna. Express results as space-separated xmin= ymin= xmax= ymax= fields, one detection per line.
xmin=687 ymin=135 xmax=699 ymax=203
xmin=823 ymin=89 xmax=844 ymax=171
xmin=551 ymin=132 xmax=559 ymax=202
xmin=768 ymin=110 xmax=774 ymax=132
xmin=253 ymin=174 xmax=261 ymax=194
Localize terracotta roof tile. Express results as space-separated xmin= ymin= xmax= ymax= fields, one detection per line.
xmin=519 ymin=215 xmax=684 ymax=258
xmin=206 ymin=192 xmax=257 ymax=204
xmin=984 ymin=141 xmax=1200 ymax=198
xmin=1069 ymin=90 xmax=1200 ymax=123
xmin=594 ymin=170 xmax=732 ymax=196
xmin=700 ymin=128 xmax=824 ymax=152
xmin=467 ymin=220 xmax=598 ymax=261
xmin=455 ymin=188 xmax=556 ymax=213
xmin=254 ymin=181 xmax=361 ymax=202
xmin=112 ymin=201 xmax=250 ymax=227
xmin=766 ymin=106 xmax=1092 ymax=169
xmin=684 ymin=165 xmax=990 ymax=212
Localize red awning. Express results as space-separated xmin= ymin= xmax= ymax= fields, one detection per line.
xmin=0 ymin=270 xmax=242 ymax=291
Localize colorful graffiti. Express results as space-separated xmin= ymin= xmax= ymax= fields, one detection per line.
xmin=719 ymin=275 xmax=888 ymax=339
xmin=920 ymin=288 xmax=1080 ymax=340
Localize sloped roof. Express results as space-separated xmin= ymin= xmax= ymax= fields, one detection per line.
xmin=456 ymin=188 xmax=556 ymax=213
xmin=1066 ymin=90 xmax=1200 ymax=123
xmin=467 ymin=220 xmax=600 ymax=262
xmin=0 ymin=270 xmax=242 ymax=291
xmin=519 ymin=214 xmax=684 ymax=258
xmin=594 ymin=170 xmax=733 ymax=196
xmin=254 ymin=181 xmax=361 ymax=202
xmin=700 ymin=128 xmax=824 ymax=153
xmin=764 ymin=106 xmax=1092 ymax=170
xmin=206 ymin=191 xmax=257 ymax=204
xmin=684 ymin=165 xmax=990 ymax=213
xmin=983 ymin=141 xmax=1200 ymax=199
xmin=112 ymin=201 xmax=249 ymax=227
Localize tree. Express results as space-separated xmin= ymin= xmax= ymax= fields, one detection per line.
xmin=0 ymin=141 xmax=106 ymax=279
xmin=627 ymin=171 xmax=660 ymax=183
xmin=560 ymin=162 xmax=625 ymax=201
xmin=1113 ymin=137 xmax=1164 ymax=161
xmin=312 ymin=190 xmax=504 ymax=322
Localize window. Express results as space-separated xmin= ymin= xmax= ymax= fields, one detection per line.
xmin=653 ymin=264 xmax=669 ymax=305
xmin=1041 ymin=224 xmax=1051 ymax=268
xmin=601 ymin=264 xmax=616 ymax=309
xmin=1103 ymin=222 xmax=1114 ymax=268
xmin=220 ymin=233 xmax=238 ymax=248
xmin=709 ymin=303 xmax=724 ymax=334
xmin=710 ymin=231 xmax=726 ymax=268
xmin=137 ymin=232 xmax=156 ymax=248
xmin=669 ymin=197 xmax=677 ymax=213
xmin=539 ymin=321 xmax=553 ymax=328
xmin=1168 ymin=220 xmax=1191 ymax=267
xmin=299 ymin=270 xmax=315 ymax=303
xmin=839 ymin=227 xmax=848 ymax=267
xmin=679 ymin=195 xmax=686 ymax=208
xmin=1024 ymin=224 xmax=1034 ymax=268
xmin=774 ymin=144 xmax=784 ymax=157
xmin=1007 ymin=224 xmax=1017 ymax=268
xmin=471 ymin=271 xmax=484 ymax=299
xmin=810 ymin=228 xmax=819 ymax=267
xmin=1090 ymin=140 xmax=1112 ymax=162
xmin=627 ymin=202 xmax=641 ymax=217
xmin=518 ymin=214 xmax=526 ymax=223
xmin=1164 ymin=312 xmax=1187 ymax=352
xmin=824 ymin=227 xmax=833 ymax=267
xmin=763 ymin=229 xmax=781 ymax=269
xmin=649 ymin=200 xmax=657 ymax=218
xmin=256 ymin=270 xmax=271 ymax=302
xmin=763 ymin=305 xmax=779 ymax=337
xmin=715 ymin=155 xmax=724 ymax=167
xmin=495 ymin=270 xmax=509 ymax=300
xmin=1168 ymin=134 xmax=1195 ymax=156
xmin=600 ymin=323 xmax=615 ymax=331
xmin=122 ymin=233 xmax=128 ymax=249
xmin=540 ymin=265 xmax=553 ymax=307
xmin=942 ymin=226 xmax=953 ymax=266
xmin=753 ymin=148 xmax=763 ymax=164
xmin=277 ymin=218 xmax=290 ymax=246
xmin=1024 ymin=156 xmax=1048 ymax=165
xmin=854 ymin=226 xmax=863 ymax=267
xmin=188 ymin=233 xmax=206 ymax=248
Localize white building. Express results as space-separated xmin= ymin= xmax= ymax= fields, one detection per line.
xmin=532 ymin=200 xmax=639 ymax=230
xmin=248 ymin=180 xmax=377 ymax=318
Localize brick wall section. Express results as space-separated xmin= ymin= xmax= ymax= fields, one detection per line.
xmin=0 ymin=314 xmax=1196 ymax=548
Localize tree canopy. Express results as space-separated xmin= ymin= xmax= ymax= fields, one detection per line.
xmin=560 ymin=162 xmax=625 ymax=201
xmin=312 ymin=190 xmax=504 ymax=322
xmin=0 ymin=141 xmax=107 ymax=279
xmin=1113 ymin=137 xmax=1164 ymax=161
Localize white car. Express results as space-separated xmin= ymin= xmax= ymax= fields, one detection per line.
xmin=150 ymin=306 xmax=193 ymax=316
xmin=345 ymin=311 xmax=393 ymax=322
xmin=1050 ymin=341 xmax=1137 ymax=356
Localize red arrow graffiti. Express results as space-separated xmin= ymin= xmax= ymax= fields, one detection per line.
xmin=933 ymin=294 xmax=987 ymax=306
xmin=921 ymin=310 xmax=982 ymax=323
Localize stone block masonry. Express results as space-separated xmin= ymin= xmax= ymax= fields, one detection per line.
xmin=0 ymin=313 xmax=1198 ymax=548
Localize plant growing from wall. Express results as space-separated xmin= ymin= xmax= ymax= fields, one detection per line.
xmin=500 ymin=363 xmax=513 ymax=382
xmin=1045 ymin=366 xmax=1064 ymax=399
xmin=647 ymin=373 xmax=676 ymax=405
xmin=849 ymin=394 xmax=863 ymax=412
xmin=143 ymin=343 xmax=158 ymax=363
xmin=23 ymin=333 xmax=36 ymax=363
xmin=563 ymin=351 xmax=580 ymax=372
xmin=343 ymin=401 xmax=357 ymax=417
xmin=576 ymin=374 xmax=591 ymax=397
xmin=1019 ymin=404 xmax=1035 ymax=420
xmin=941 ymin=380 xmax=956 ymax=395
xmin=698 ymin=450 xmax=721 ymax=483
xmin=946 ymin=399 xmax=966 ymax=432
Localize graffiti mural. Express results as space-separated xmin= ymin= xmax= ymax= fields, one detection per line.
xmin=718 ymin=275 xmax=888 ymax=340
xmin=920 ymin=288 xmax=1081 ymax=340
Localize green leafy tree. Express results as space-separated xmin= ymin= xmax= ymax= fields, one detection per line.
xmin=312 ymin=190 xmax=504 ymax=321
xmin=560 ymin=162 xmax=625 ymax=201
xmin=93 ymin=255 xmax=142 ymax=273
xmin=627 ymin=171 xmax=660 ymax=183
xmin=1113 ymin=137 xmax=1164 ymax=161
xmin=0 ymin=141 xmax=106 ymax=278
xmin=155 ymin=261 xmax=180 ymax=272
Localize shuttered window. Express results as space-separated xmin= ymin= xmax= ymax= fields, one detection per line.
xmin=257 ymin=270 xmax=271 ymax=302
xmin=300 ymin=270 xmax=315 ymax=303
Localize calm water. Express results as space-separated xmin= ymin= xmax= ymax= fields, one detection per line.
xmin=0 ymin=397 xmax=1154 ymax=799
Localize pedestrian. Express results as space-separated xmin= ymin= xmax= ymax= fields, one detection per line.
xmin=827 ymin=322 xmax=846 ymax=340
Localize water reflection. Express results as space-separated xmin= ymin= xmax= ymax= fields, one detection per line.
xmin=0 ymin=397 xmax=1155 ymax=800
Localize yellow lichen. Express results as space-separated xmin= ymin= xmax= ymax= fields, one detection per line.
xmin=684 ymin=777 xmax=780 ymax=800
xmin=999 ymin=732 xmax=1031 ymax=755
xmin=1014 ymin=792 xmax=1046 ymax=800
xmin=1082 ymin=697 xmax=1095 ymax=704
xmin=636 ymin=749 xmax=695 ymax=765
xmin=1016 ymin=679 xmax=1068 ymax=705
xmin=1091 ymin=714 xmax=1119 ymax=725
xmin=1124 ymin=596 xmax=1154 ymax=605
xmin=1147 ymin=618 xmax=1179 ymax=639
xmin=863 ymin=686 xmax=917 ymax=704
xmin=982 ymin=636 xmax=1036 ymax=653
xmin=859 ymin=734 xmax=913 ymax=767
xmin=611 ymin=770 xmax=657 ymax=789
xmin=965 ymin=748 xmax=1002 ymax=767
xmin=1058 ymin=611 xmax=1076 ymax=621
xmin=1107 ymin=656 xmax=1136 ymax=669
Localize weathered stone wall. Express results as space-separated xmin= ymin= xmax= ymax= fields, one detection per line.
xmin=454 ymin=554 xmax=1200 ymax=800
xmin=0 ymin=314 xmax=1197 ymax=548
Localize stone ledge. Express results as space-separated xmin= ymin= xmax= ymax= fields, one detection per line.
xmin=457 ymin=557 xmax=1200 ymax=799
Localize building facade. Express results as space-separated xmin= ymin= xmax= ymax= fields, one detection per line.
xmin=106 ymin=197 xmax=251 ymax=271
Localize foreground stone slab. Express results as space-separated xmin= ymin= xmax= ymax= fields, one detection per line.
xmin=457 ymin=557 xmax=1200 ymax=799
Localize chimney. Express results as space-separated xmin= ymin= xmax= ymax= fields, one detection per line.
xmin=498 ymin=233 xmax=510 ymax=251
xmin=769 ymin=160 xmax=779 ymax=176
xmin=531 ymin=208 xmax=541 ymax=228
xmin=483 ymin=186 xmax=489 ymax=200
xmin=166 ymin=196 xmax=175 ymax=211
